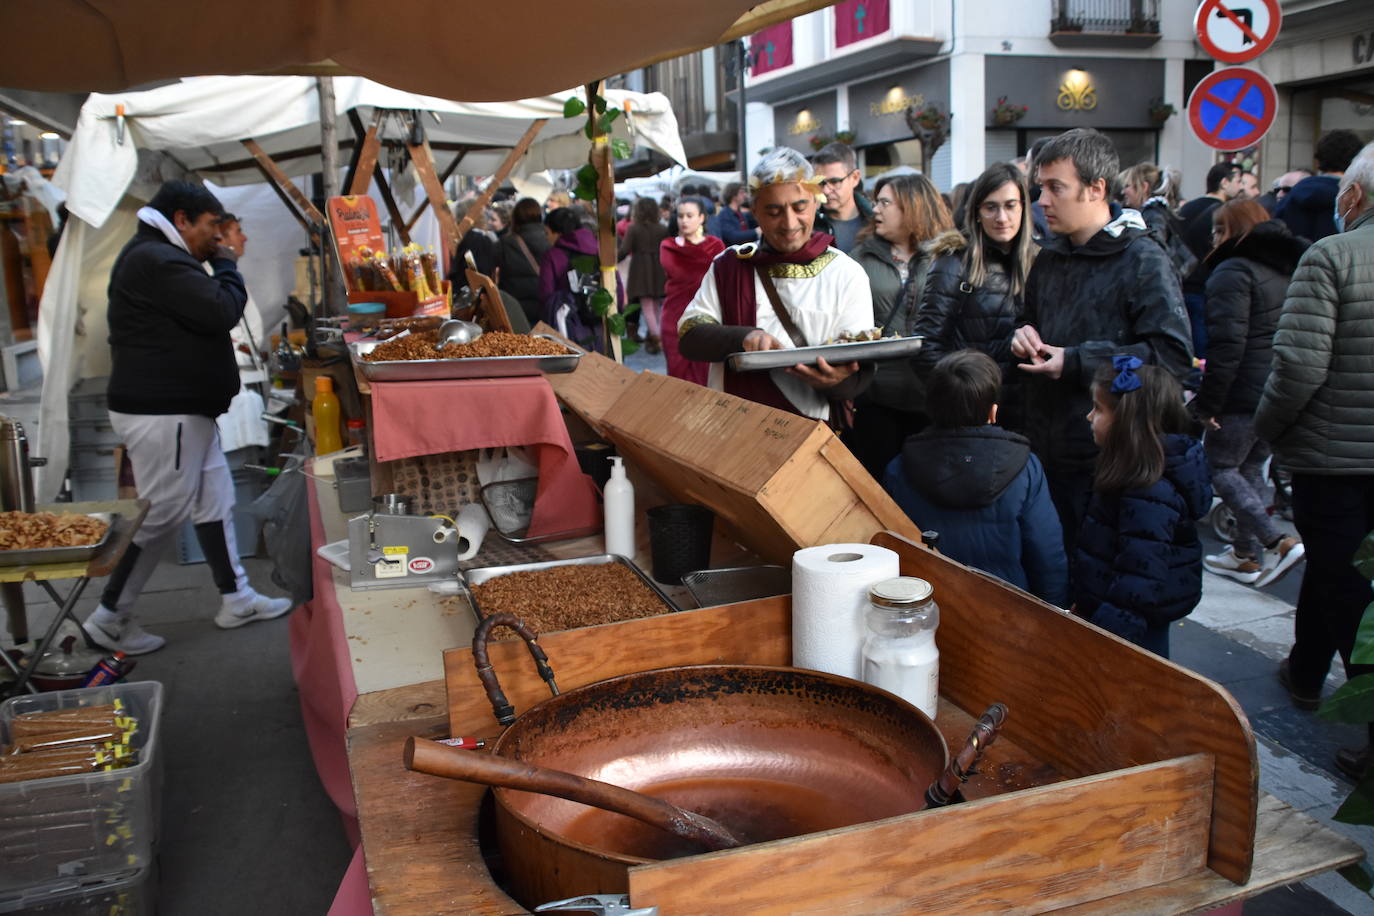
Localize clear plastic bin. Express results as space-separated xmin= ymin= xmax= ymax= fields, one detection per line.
xmin=0 ymin=866 xmax=155 ymax=914
xmin=0 ymin=681 xmax=163 ymax=894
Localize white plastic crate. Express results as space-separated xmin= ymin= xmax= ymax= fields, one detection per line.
xmin=0 ymin=682 xmax=163 ymax=894
xmin=0 ymin=865 xmax=155 ymax=915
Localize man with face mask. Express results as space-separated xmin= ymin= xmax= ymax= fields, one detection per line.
xmin=1255 ymin=141 xmax=1374 ymax=781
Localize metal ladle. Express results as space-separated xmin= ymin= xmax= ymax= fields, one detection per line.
xmin=436 ymin=318 xmax=483 ymax=349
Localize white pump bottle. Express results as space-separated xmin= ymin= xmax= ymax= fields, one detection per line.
xmin=603 ymin=456 xmax=635 ymax=557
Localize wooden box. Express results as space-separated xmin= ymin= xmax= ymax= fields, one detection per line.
xmin=433 ymin=531 xmax=1265 ymax=914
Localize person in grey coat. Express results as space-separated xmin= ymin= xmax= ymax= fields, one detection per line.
xmin=1254 ymin=141 xmax=1374 ymax=780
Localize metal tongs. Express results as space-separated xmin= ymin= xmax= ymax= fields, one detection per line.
xmin=534 ymin=894 xmax=658 ymax=916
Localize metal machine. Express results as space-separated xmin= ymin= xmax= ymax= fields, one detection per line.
xmin=347 ymin=502 xmax=462 ymax=591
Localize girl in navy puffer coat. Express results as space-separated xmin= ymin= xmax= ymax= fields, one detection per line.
xmin=1075 ymin=357 xmax=1212 ymax=658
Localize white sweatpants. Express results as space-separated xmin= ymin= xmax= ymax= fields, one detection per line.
xmin=106 ymin=412 xmax=247 ymax=612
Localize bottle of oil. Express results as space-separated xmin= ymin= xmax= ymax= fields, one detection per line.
xmin=312 ymin=376 xmax=343 ymax=455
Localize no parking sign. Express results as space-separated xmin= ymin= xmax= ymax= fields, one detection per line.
xmin=1187 ymin=67 xmax=1277 ymax=152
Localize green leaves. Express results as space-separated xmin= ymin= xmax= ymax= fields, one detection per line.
xmin=597 ymin=108 xmax=621 ymax=134
xmin=1353 ymin=530 xmax=1374 ymax=580
xmin=620 ymin=337 xmax=640 ymax=356
xmin=1354 ymin=602 xmax=1374 ymax=664
xmin=611 ymin=138 xmax=632 ymax=160
xmin=605 ymin=311 xmax=627 ymax=337
xmin=563 ymin=97 xmax=586 ymax=119
xmin=1334 ymin=774 xmax=1374 ymax=827
xmin=570 ymin=254 xmax=598 ymax=275
xmin=573 ymin=163 xmax=600 ymax=202
xmin=593 ymin=94 xmax=607 ymax=114
xmin=589 ymin=287 xmax=614 ymax=318
xmin=1318 ymin=673 xmax=1374 ymax=724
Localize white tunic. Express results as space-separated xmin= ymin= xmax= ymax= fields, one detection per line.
xmin=679 ymin=245 xmax=874 ymax=420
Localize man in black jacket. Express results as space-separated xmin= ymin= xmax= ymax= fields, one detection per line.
xmin=1012 ymin=129 xmax=1194 ymax=555
xmin=82 ymin=181 xmax=292 ymax=655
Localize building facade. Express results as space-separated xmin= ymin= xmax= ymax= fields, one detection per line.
xmin=740 ymin=0 xmax=1371 ymax=197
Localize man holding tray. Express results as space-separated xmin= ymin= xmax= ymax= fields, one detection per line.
xmin=677 ymin=147 xmax=875 ymax=422
xmin=82 ymin=181 xmax=292 ymax=655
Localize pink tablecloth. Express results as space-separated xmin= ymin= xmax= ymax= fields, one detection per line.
xmin=369 ymin=375 xmax=599 ymax=538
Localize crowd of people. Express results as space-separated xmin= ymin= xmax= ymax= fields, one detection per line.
xmin=452 ymin=127 xmax=1373 ymax=779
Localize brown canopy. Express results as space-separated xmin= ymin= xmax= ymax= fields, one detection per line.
xmin=2 ymin=1 xmax=832 ymax=100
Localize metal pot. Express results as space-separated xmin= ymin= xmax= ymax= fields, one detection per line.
xmin=468 ymin=617 xmax=951 ymax=909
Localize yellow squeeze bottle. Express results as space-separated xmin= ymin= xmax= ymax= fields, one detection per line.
xmin=313 ymin=376 xmax=344 ymax=455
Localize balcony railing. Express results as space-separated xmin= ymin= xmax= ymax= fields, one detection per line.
xmin=1051 ymin=0 xmax=1160 ymax=34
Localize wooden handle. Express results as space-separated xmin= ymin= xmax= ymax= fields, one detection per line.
xmin=404 ymin=737 xmax=742 ymax=851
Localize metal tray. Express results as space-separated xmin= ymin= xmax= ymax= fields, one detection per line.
xmin=680 ymin=565 xmax=791 ymax=607
xmin=461 ymin=554 xmax=678 ymax=621
xmin=725 ymin=335 xmax=924 ymax=373
xmin=350 ymin=333 xmax=582 ymax=381
xmin=0 ymin=512 xmax=117 ymax=567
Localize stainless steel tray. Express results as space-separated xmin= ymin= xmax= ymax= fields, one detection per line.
xmin=350 ymin=333 xmax=582 ymax=381
xmin=0 ymin=512 xmax=117 ymax=567
xmin=462 ymin=554 xmax=678 ymax=620
xmin=680 ymin=565 xmax=791 ymax=607
xmin=725 ymin=335 xmax=923 ymax=373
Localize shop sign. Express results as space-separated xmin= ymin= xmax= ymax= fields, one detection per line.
xmin=1355 ymin=31 xmax=1374 ymax=67
xmin=847 ymin=63 xmax=950 ymax=145
xmin=1056 ymin=70 xmax=1098 ymax=111
xmin=750 ymin=21 xmax=794 ymax=76
xmin=773 ymin=93 xmax=838 ymax=150
xmin=869 ymin=90 xmax=925 ymax=118
xmin=1187 ymin=66 xmax=1277 ymax=151
xmin=835 ymin=0 xmax=890 ymax=48
xmin=1194 ymin=0 xmax=1281 ymax=65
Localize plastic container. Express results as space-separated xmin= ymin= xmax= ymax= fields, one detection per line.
xmin=603 ymin=456 xmax=635 ymax=558
xmin=0 ymin=866 xmax=155 ymax=915
xmin=346 ymin=418 xmax=367 ymax=450
xmin=861 ymin=577 xmax=940 ymax=720
xmin=346 ymin=301 xmax=387 ymax=334
xmin=0 ymin=681 xmax=164 ymax=893
xmin=312 ymin=376 xmax=343 ymax=455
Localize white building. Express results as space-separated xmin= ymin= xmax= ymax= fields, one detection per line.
xmin=740 ymin=0 xmax=1373 ymax=197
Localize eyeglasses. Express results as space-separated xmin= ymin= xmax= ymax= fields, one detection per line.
xmin=818 ymin=176 xmax=852 ymax=188
xmin=979 ymin=200 xmax=1023 ymax=217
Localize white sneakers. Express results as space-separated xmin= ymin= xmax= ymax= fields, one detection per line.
xmin=82 ymin=606 xmax=166 ymax=655
xmin=1203 ymin=546 xmax=1262 ymax=584
xmin=1204 ymin=537 xmax=1306 ymax=589
xmin=214 ymin=587 xmax=294 ymax=630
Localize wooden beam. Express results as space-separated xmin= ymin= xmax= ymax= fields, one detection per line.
xmin=241 ymin=138 xmax=325 ymax=225
xmin=586 ymin=84 xmax=622 ymax=362
xmin=194 ymin=138 xmax=496 ymax=176
xmin=439 ymin=148 xmax=469 ymax=185
xmin=249 ymin=159 xmax=313 ymax=237
xmin=451 ymin=118 xmax=547 ymax=246
xmin=370 ymin=165 xmax=411 ymax=248
xmin=347 ymin=109 xmax=385 ymax=197
xmin=406 ymin=127 xmax=462 ymax=255
xmin=403 ymin=145 xmax=467 ymax=234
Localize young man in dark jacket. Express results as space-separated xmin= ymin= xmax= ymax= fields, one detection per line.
xmin=83 ymin=181 xmax=292 ymax=655
xmin=883 ymin=350 xmax=1067 ymax=606
xmin=1011 ymin=129 xmax=1194 ymax=557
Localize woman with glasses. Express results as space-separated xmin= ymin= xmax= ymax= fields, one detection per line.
xmin=1193 ymin=198 xmax=1309 ymax=587
xmin=846 ymin=173 xmax=955 ymax=477
xmin=912 ymin=163 xmax=1033 ymax=426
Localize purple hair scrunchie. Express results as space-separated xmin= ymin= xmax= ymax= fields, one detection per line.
xmin=1111 ymin=355 xmax=1143 ymax=394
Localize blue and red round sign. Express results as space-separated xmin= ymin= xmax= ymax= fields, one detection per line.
xmin=1187 ymin=67 xmax=1277 ymax=152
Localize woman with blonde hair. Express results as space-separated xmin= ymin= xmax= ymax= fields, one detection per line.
xmin=1118 ymin=161 xmax=1192 ymax=278
xmin=847 ymin=172 xmax=955 ymax=477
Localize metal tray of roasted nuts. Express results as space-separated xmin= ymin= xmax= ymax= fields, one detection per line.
xmin=0 ymin=512 xmax=118 ymax=567
xmin=350 ymin=333 xmax=582 ymax=381
xmin=460 ymin=554 xmax=678 ymax=621
xmin=725 ymin=335 xmax=923 ymax=373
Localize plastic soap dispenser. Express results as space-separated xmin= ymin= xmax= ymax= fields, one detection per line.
xmin=603 ymin=456 xmax=635 ymax=557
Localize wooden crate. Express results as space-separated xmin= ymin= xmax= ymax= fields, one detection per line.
xmin=436 ymin=530 xmax=1260 ymax=914
xmin=595 ymin=372 xmax=922 ymax=565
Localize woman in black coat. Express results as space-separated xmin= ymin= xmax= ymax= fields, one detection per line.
xmin=497 ymin=197 xmax=553 ymax=325
xmin=1194 ymin=199 xmax=1310 ymax=586
xmin=912 ymin=162 xmax=1033 ymax=427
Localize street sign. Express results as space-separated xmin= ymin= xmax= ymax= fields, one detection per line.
xmin=1194 ymin=0 xmax=1282 ymax=64
xmin=1187 ymin=67 xmax=1278 ymax=151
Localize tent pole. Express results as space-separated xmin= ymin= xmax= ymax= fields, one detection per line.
xmin=242 ymin=139 xmax=325 ymax=227
xmin=345 ymin=109 xmax=385 ymax=197
xmin=370 ymin=166 xmax=412 ymax=248
xmin=450 ymin=118 xmax=546 ymax=249
xmin=585 ymin=82 xmax=622 ymax=362
xmin=405 ymin=122 xmax=461 ymax=269
xmin=316 ymin=77 xmax=346 ymax=316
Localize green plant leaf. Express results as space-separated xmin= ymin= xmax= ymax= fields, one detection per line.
xmin=1337 ymin=862 xmax=1374 ymax=893
xmin=1318 ymin=673 xmax=1374 ymax=723
xmin=606 ymin=312 xmax=627 ymax=337
xmin=1354 ymin=530 xmax=1374 ymax=580
xmin=563 ymin=97 xmax=586 ymax=118
xmin=584 ymin=123 xmax=595 ymax=140
xmin=611 ymin=138 xmax=632 ymax=160
xmin=576 ymin=163 xmax=599 ymax=187
xmin=621 ymin=301 xmax=640 ymax=317
xmin=621 ymin=337 xmax=640 ymax=355
xmin=1334 ymin=769 xmax=1374 ymax=824
xmin=572 ymin=182 xmax=597 ymax=202
xmin=570 ymin=255 xmax=598 ymax=274
xmin=589 ymin=288 xmax=614 ymax=316
xmin=597 ymin=109 xmax=622 ymax=133
xmin=1354 ymin=601 xmax=1374 ymax=664
xmin=594 ymin=95 xmax=607 ymax=114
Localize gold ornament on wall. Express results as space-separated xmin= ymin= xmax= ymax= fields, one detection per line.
xmin=1057 ymin=70 xmax=1097 ymax=112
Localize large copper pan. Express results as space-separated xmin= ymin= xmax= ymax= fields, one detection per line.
xmin=461 ymin=615 xmax=955 ymax=909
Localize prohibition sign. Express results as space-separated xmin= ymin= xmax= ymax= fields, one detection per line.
xmin=1194 ymin=0 xmax=1281 ymax=65
xmin=1187 ymin=67 xmax=1276 ymax=152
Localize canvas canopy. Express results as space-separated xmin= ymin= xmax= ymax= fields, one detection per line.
xmin=34 ymin=76 xmax=688 ymax=499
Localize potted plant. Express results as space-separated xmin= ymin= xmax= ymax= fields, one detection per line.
xmin=912 ymin=103 xmax=949 ymax=132
xmin=835 ymin=129 xmax=856 ymax=145
xmin=1149 ymin=98 xmax=1176 ymax=125
xmin=808 ymin=134 xmax=831 ymax=151
xmin=992 ymin=97 xmax=1028 ymax=127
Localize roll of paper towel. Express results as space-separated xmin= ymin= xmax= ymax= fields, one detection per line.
xmin=792 ymin=544 xmax=899 ymax=680
xmin=456 ymin=502 xmax=492 ymax=561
